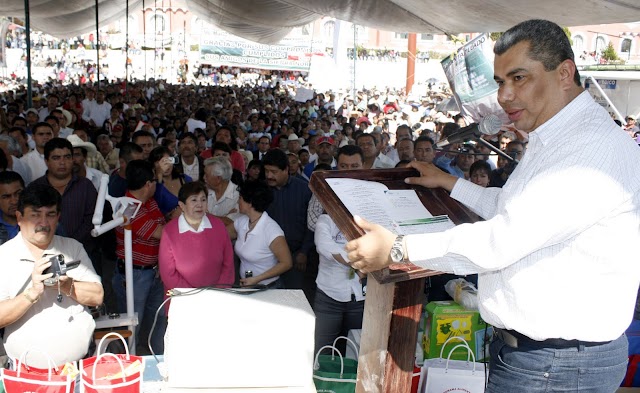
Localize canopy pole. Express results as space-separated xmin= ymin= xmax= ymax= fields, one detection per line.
xmin=143 ymin=0 xmax=147 ymax=81
xmin=95 ymin=0 xmax=100 ymax=88
xmin=125 ymin=0 xmax=129 ymax=90
xmin=24 ymin=0 xmax=32 ymax=108
xmin=153 ymin=0 xmax=157 ymax=79
xmin=352 ymin=23 xmax=356 ymax=97
xmin=405 ymin=33 xmax=416 ymax=95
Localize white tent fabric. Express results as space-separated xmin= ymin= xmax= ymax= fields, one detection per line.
xmin=2 ymin=0 xmax=640 ymax=43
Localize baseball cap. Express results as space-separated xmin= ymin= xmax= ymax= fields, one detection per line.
xmin=317 ymin=136 xmax=335 ymax=145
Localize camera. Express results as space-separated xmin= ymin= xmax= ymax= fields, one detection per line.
xmin=168 ymin=156 xmax=176 ymax=164
xmin=43 ymin=254 xmax=81 ymax=286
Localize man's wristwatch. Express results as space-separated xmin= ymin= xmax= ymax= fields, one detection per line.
xmin=390 ymin=235 xmax=408 ymax=263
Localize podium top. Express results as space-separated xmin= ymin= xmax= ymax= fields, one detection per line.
xmin=309 ymin=168 xmax=480 ymax=284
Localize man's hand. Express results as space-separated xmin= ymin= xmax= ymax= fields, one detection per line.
xmin=345 ymin=216 xmax=396 ymax=274
xmin=294 ymin=252 xmax=307 ymax=272
xmin=406 ymin=161 xmax=459 ymax=192
xmin=31 ymin=257 xmax=54 ymax=297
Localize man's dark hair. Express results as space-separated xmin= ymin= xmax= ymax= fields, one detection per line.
xmin=44 ymin=138 xmax=73 ymax=160
xmin=178 ymin=181 xmax=207 ymax=204
xmin=0 ymin=170 xmax=25 ymax=188
xmin=415 ymin=135 xmax=435 ymax=147
xmin=11 ymin=116 xmax=27 ymax=126
xmin=356 ymin=132 xmax=376 ymax=146
xmin=179 ymin=132 xmax=198 ymax=145
xmin=119 ymin=142 xmax=143 ymax=162
xmin=494 ymin=19 xmax=580 ymax=86
xmin=262 ymin=149 xmax=288 ymax=170
xmin=132 ymin=130 xmax=155 ymax=143
xmin=237 ymin=180 xmax=273 ymax=213
xmin=469 ymin=160 xmax=491 ymax=177
xmin=33 ymin=122 xmax=54 ymax=135
xmin=337 ymin=145 xmax=364 ymax=163
xmin=211 ymin=141 xmax=231 ymax=154
xmin=126 ymin=159 xmax=155 ymax=191
xmin=18 ymin=183 xmax=62 ymax=215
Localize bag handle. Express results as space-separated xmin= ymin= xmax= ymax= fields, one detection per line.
xmin=438 ymin=336 xmax=472 ymax=360
xmin=96 ymin=332 xmax=130 ymax=360
xmin=445 ymin=344 xmax=477 ymax=373
xmin=314 ymin=345 xmax=345 ymax=378
xmin=331 ymin=336 xmax=359 ymax=358
xmin=16 ymin=349 xmax=58 ymax=379
xmin=91 ymin=353 xmax=127 ymax=383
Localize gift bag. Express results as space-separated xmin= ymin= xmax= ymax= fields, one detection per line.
xmin=2 ymin=349 xmax=75 ymax=393
xmin=313 ymin=338 xmax=359 ymax=393
xmin=80 ymin=332 xmax=143 ymax=393
xmin=418 ymin=337 xmax=486 ymax=393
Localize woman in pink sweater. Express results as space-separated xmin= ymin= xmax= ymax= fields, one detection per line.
xmin=159 ymin=182 xmax=234 ymax=292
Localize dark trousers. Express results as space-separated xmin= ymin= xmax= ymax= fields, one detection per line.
xmin=313 ymin=288 xmax=364 ymax=356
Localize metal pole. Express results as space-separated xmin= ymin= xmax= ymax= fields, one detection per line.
xmin=153 ymin=0 xmax=157 ymax=79
xmin=95 ymin=0 xmax=100 ymax=88
xmin=352 ymin=23 xmax=356 ymax=97
xmin=125 ymin=0 xmax=129 ymax=89
xmin=587 ymin=75 xmax=625 ymax=122
xmin=24 ymin=0 xmax=32 ymax=108
xmin=143 ymin=0 xmax=147 ymax=81
xmin=406 ymin=33 xmax=416 ymax=95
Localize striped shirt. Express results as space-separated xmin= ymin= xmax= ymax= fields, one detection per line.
xmin=116 ymin=192 xmax=165 ymax=266
xmin=405 ymin=91 xmax=640 ymax=342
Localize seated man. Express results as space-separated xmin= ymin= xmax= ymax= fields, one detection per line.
xmin=0 ymin=183 xmax=103 ymax=368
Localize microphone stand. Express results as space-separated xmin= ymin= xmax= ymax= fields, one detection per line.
xmin=475 ymin=138 xmax=516 ymax=163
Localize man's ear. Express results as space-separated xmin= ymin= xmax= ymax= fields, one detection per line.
xmin=558 ymin=59 xmax=577 ymax=88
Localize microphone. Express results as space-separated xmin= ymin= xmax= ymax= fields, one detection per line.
xmin=436 ymin=114 xmax=503 ymax=148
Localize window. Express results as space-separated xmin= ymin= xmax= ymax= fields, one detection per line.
xmin=621 ymin=38 xmax=632 ymax=53
xmin=150 ymin=14 xmax=165 ymax=35
xmin=395 ymin=32 xmax=408 ymax=39
xmin=420 ymin=33 xmax=434 ymax=41
xmin=595 ymin=36 xmax=606 ymax=52
xmin=323 ymin=21 xmax=335 ymax=41
xmin=572 ymin=35 xmax=584 ymax=54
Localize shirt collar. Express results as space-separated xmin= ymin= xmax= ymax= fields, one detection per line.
xmin=178 ymin=213 xmax=212 ymax=233
xmin=529 ymin=90 xmax=590 ymax=146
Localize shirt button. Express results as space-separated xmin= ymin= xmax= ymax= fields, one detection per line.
xmin=543 ymin=372 xmax=550 ymax=378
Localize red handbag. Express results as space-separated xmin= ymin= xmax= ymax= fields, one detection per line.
xmin=79 ymin=333 xmax=144 ymax=393
xmin=2 ymin=350 xmax=75 ymax=393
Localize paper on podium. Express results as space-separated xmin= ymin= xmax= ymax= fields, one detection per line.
xmin=165 ymin=289 xmax=315 ymax=389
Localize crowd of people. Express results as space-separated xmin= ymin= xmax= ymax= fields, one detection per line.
xmin=0 ymin=48 xmax=638 ymax=372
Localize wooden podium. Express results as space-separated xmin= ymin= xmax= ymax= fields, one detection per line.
xmin=309 ymin=168 xmax=480 ymax=393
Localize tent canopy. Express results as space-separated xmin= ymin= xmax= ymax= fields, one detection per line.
xmin=2 ymin=0 xmax=640 ymax=43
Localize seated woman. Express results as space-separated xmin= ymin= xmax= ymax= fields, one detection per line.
xmin=230 ymin=181 xmax=292 ymax=288
xmin=159 ymin=182 xmax=234 ymax=292
xmin=149 ymin=146 xmax=192 ymax=220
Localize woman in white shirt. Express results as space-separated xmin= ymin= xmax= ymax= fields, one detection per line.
xmin=231 ymin=181 xmax=292 ymax=288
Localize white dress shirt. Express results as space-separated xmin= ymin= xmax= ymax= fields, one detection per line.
xmin=84 ymin=101 xmax=111 ymax=128
xmin=20 ymin=150 xmax=47 ymax=181
xmin=405 ymin=91 xmax=640 ymax=342
xmin=315 ymin=215 xmax=364 ymax=302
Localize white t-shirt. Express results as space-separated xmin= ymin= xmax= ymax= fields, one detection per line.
xmin=0 ymin=234 xmax=102 ymax=367
xmin=234 ymin=212 xmax=284 ymax=285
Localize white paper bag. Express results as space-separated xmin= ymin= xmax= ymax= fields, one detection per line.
xmin=419 ymin=337 xmax=486 ymax=393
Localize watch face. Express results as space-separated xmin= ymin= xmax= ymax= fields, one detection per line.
xmin=391 ymin=246 xmax=403 ymax=262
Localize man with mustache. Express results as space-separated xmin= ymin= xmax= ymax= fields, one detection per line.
xmin=0 ymin=171 xmax=24 ymax=246
xmin=0 ymin=183 xmax=103 ymax=368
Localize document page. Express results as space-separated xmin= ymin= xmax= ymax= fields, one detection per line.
xmin=326 ymin=178 xmax=455 ymax=235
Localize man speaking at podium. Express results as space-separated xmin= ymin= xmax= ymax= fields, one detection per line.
xmin=346 ymin=19 xmax=640 ymax=392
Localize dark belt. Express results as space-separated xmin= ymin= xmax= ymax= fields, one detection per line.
xmin=495 ymin=328 xmax=609 ymax=349
xmin=117 ymin=259 xmax=157 ymax=273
